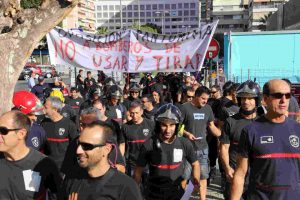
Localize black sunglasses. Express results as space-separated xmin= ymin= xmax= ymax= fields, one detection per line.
xmin=187 ymin=95 xmax=194 ymax=98
xmin=269 ymin=93 xmax=291 ymax=99
xmin=0 ymin=126 xmax=22 ymax=135
xmin=77 ymin=140 xmax=106 ymax=151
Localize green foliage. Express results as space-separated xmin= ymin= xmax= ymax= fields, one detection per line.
xmin=96 ymin=27 xmax=109 ymax=35
xmin=21 ymin=0 xmax=42 ymax=9
xmin=130 ymin=23 xmax=159 ymax=34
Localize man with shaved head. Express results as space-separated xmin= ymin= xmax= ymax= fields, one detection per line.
xmin=231 ymin=79 xmax=300 ymax=200
xmin=60 ymin=121 xmax=142 ymax=200
xmin=0 ymin=111 xmax=61 ymax=199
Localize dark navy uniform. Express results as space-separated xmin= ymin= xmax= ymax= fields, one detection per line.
xmin=239 ymin=116 xmax=300 ymax=200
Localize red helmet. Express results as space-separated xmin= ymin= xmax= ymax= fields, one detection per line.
xmin=13 ymin=91 xmax=44 ymax=115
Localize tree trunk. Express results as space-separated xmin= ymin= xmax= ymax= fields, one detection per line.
xmin=0 ymin=0 xmax=78 ymax=114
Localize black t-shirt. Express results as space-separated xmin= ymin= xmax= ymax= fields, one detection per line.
xmin=217 ymin=97 xmax=239 ymax=121
xmin=137 ymin=136 xmax=197 ymax=182
xmin=219 ymin=113 xmax=257 ymax=168
xmin=105 ymin=103 xmax=127 ymax=125
xmin=143 ymin=107 xmax=157 ymax=121
xmin=65 ymin=96 xmax=84 ymax=116
xmin=84 ymin=77 xmax=97 ymax=92
xmin=120 ymin=118 xmax=155 ymax=166
xmin=181 ymin=102 xmax=215 ymax=150
xmin=238 ymin=117 xmax=300 ymax=199
xmin=60 ymin=168 xmax=143 ymax=200
xmin=61 ymin=104 xmax=77 ymax=123
xmin=0 ymin=149 xmax=61 ymax=200
xmin=123 ymin=96 xmax=140 ymax=110
xmin=42 ymin=117 xmax=78 ymax=169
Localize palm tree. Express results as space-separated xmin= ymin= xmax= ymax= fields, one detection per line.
xmin=258 ymin=12 xmax=273 ymax=31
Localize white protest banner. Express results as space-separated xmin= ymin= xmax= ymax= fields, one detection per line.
xmin=46 ymin=21 xmax=218 ymax=73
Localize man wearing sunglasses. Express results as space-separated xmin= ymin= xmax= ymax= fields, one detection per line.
xmin=0 ymin=111 xmax=61 ymax=199
xmin=60 ymin=121 xmax=142 ymax=200
xmin=141 ymin=94 xmax=157 ymax=121
xmin=231 ymin=79 xmax=300 ymax=200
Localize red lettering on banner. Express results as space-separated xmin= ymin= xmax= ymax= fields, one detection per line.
xmin=196 ymin=53 xmax=203 ymax=69
xmin=166 ymin=57 xmax=170 ymax=70
xmin=65 ymin=41 xmax=76 ymax=61
xmin=134 ymin=43 xmax=142 ymax=54
xmin=112 ymin=57 xmax=120 ymax=70
xmin=174 ymin=56 xmax=182 ymax=69
xmin=184 ymin=55 xmax=194 ymax=69
xmin=144 ymin=42 xmax=152 ymax=54
xmin=95 ymin=43 xmax=101 ymax=51
xmin=54 ymin=40 xmax=65 ymax=59
xmin=153 ymin=56 xmax=163 ymax=71
xmin=121 ymin=56 xmax=128 ymax=70
xmin=104 ymin=56 xmax=112 ymax=69
xmin=135 ymin=56 xmax=144 ymax=71
xmin=83 ymin=40 xmax=90 ymax=49
xmin=93 ymin=55 xmax=102 ymax=68
xmin=165 ymin=43 xmax=180 ymax=53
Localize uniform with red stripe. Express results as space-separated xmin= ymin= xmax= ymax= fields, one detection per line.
xmin=120 ymin=118 xmax=154 ymax=167
xmin=42 ymin=117 xmax=78 ymax=169
xmin=137 ymin=135 xmax=196 ymax=181
xmin=239 ymin=116 xmax=300 ymax=199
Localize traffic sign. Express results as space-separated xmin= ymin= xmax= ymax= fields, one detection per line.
xmin=205 ymin=38 xmax=220 ymax=59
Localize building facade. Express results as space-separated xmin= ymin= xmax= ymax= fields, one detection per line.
xmin=200 ymin=0 xmax=213 ymax=23
xmin=212 ymin=0 xmax=249 ymax=33
xmin=248 ymin=0 xmax=289 ymax=32
xmin=95 ymin=0 xmax=200 ymax=34
xmin=62 ymin=0 xmax=96 ymax=33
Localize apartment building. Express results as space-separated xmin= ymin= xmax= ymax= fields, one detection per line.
xmin=62 ymin=0 xmax=96 ymax=33
xmin=248 ymin=0 xmax=289 ymax=31
xmin=95 ymin=0 xmax=200 ymax=34
xmin=212 ymin=0 xmax=249 ymax=33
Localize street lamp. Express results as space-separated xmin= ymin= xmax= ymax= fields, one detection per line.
xmin=155 ymin=11 xmax=169 ymax=34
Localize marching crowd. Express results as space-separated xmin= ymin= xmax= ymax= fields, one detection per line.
xmin=0 ymin=69 xmax=300 ymax=200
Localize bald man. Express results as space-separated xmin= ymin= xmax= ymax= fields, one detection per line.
xmin=231 ymin=79 xmax=300 ymax=200
xmin=0 ymin=111 xmax=61 ymax=199
xmin=60 ymin=121 xmax=142 ymax=200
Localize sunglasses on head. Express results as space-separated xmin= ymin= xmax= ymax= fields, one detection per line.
xmin=0 ymin=126 xmax=22 ymax=135
xmin=269 ymin=93 xmax=291 ymax=99
xmin=77 ymin=140 xmax=106 ymax=151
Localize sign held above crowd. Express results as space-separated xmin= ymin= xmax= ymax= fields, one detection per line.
xmin=47 ymin=21 xmax=218 ymax=73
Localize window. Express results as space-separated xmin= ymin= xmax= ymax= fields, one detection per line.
xmin=109 ymin=12 xmax=114 ymax=17
xmin=140 ymin=12 xmax=145 ymax=17
xmin=165 ymin=4 xmax=170 ymax=9
xmin=115 ymin=12 xmax=120 ymax=18
xmin=165 ymin=18 xmax=170 ymax=22
xmin=122 ymin=12 xmax=126 ymax=17
xmin=190 ymin=3 xmax=195 ymax=8
xmin=190 ymin=10 xmax=196 ymax=16
xmin=109 ymin=5 xmax=114 ymax=10
xmin=134 ymin=5 xmax=138 ymax=10
xmin=178 ymin=3 xmax=182 ymax=9
xmin=233 ymin=15 xmax=242 ymax=20
xmin=141 ymin=19 xmax=145 ymax=22
xmin=127 ymin=5 xmax=132 ymax=10
xmin=172 ymin=4 xmax=176 ymax=9
xmin=184 ymin=3 xmax=189 ymax=9
xmin=97 ymin=13 xmax=102 ymax=18
xmin=165 ymin=25 xmax=170 ymax=29
xmin=115 ymin=19 xmax=120 ymax=23
xmin=184 ymin=10 xmax=189 ymax=16
xmin=172 ymin=25 xmax=177 ymax=29
xmin=103 ymin=12 xmax=108 ymax=18
xmin=146 ymin=12 xmax=151 ymax=17
xmin=159 ymin=4 xmax=164 ymax=10
xmin=128 ymin=19 xmax=133 ymax=22
xmin=109 ymin=19 xmax=114 ymax=23
xmin=115 ymin=5 xmax=120 ymax=10
xmin=141 ymin=5 xmax=145 ymax=10
xmin=146 ymin=5 xmax=151 ymax=10
xmin=224 ymin=15 xmax=233 ymax=20
xmin=152 ymin=4 xmax=157 ymax=10
xmin=134 ymin=12 xmax=139 ymax=17
xmin=103 ymin=5 xmax=108 ymax=10
xmin=178 ymin=11 xmax=182 ymax=16
xmin=97 ymin=6 xmax=102 ymax=11
xmin=122 ymin=19 xmax=126 ymax=23
xmin=128 ymin=12 xmax=132 ymax=17
xmin=147 ymin=18 xmax=151 ymax=22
